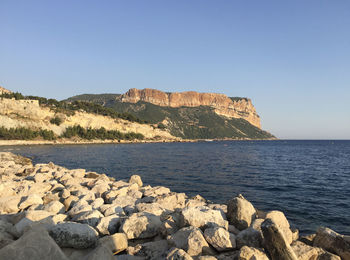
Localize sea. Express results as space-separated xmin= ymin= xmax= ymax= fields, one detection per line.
xmin=1 ymin=140 xmax=349 ymax=235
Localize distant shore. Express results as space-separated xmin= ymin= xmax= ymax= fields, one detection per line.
xmin=0 ymin=137 xmax=277 ymax=146
xmin=0 ymin=138 xmax=189 ymax=146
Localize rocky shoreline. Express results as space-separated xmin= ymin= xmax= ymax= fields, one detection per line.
xmin=0 ymin=152 xmax=349 ymax=259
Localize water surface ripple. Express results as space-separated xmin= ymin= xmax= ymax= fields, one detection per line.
xmin=1 ymin=140 xmax=349 ymax=235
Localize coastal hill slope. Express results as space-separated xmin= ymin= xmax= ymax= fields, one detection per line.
xmin=0 ymin=90 xmax=175 ymax=142
xmin=67 ymin=88 xmax=275 ymax=140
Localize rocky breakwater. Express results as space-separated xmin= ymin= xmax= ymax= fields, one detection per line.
xmin=0 ymin=152 xmax=349 ymax=260
xmin=120 ymin=88 xmax=261 ymax=129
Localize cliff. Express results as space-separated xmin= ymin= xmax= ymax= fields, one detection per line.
xmin=120 ymin=88 xmax=261 ymax=128
xmin=67 ymin=91 xmax=275 ymax=140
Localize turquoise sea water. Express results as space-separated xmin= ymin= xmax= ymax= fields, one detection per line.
xmin=1 ymin=140 xmax=349 ymax=235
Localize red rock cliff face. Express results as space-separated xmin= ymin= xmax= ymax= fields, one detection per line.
xmin=121 ymin=88 xmax=261 ymax=128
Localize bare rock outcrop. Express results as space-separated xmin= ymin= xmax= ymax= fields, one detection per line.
xmin=121 ymin=88 xmax=261 ymax=128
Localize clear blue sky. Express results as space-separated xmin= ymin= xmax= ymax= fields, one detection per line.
xmin=1 ymin=1 xmax=349 ymax=139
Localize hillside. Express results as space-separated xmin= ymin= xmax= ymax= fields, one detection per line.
xmin=0 ymin=92 xmax=176 ymax=142
xmin=67 ymin=89 xmax=275 ymax=140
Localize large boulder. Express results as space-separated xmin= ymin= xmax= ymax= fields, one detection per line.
xmin=68 ymin=202 xmax=92 ymax=218
xmin=291 ymin=241 xmax=319 ymax=260
xmin=136 ymin=202 xmax=168 ymax=216
xmin=0 ymin=220 xmax=15 ymax=249
xmin=119 ymin=212 xmax=163 ymax=239
xmin=203 ymin=227 xmax=236 ymax=252
xmin=129 ymin=240 xmax=169 ymax=259
xmin=27 ymin=182 xmax=52 ymax=195
xmin=0 ymin=226 xmax=68 ymax=260
xmin=0 ymin=196 xmax=21 ymax=214
xmin=96 ymin=215 xmax=123 ymax=235
xmin=111 ymin=195 xmax=138 ymax=209
xmin=101 ymin=204 xmax=124 ymax=217
xmin=227 ymin=194 xmax=256 ymax=230
xmin=18 ymin=194 xmax=43 ymax=210
xmin=166 ymin=247 xmax=194 ymax=260
xmin=24 ymin=209 xmax=54 ymax=221
xmin=73 ymin=210 xmax=104 ymax=227
xmin=153 ymin=192 xmax=186 ymax=211
xmin=42 ymin=200 xmax=65 ymax=214
xmin=0 ymin=183 xmax=15 ymax=197
xmin=236 ymin=219 xmax=264 ymax=248
xmin=238 ymin=246 xmax=269 ymax=260
xmin=181 ymin=206 xmax=228 ymax=229
xmin=313 ymin=227 xmax=350 ymax=260
xmin=168 ymin=226 xmax=211 ymax=256
xmin=14 ymin=215 xmax=55 ymax=237
xmin=49 ymin=222 xmax=99 ymax=249
xmin=265 ymin=210 xmax=293 ymax=244
xmin=315 ymin=247 xmax=341 ymax=260
xmin=185 ymin=195 xmax=207 ymax=208
xmin=98 ymin=233 xmax=128 ymax=254
xmin=261 ymin=218 xmax=298 ymax=260
xmin=143 ymin=186 xmax=171 ymax=197
xmin=129 ymin=175 xmax=143 ymax=187
xmin=91 ymin=198 xmax=105 ymax=209
xmin=162 ymin=211 xmax=182 ymax=236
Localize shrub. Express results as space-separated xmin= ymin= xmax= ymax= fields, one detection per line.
xmin=157 ymin=123 xmax=166 ymax=129
xmin=61 ymin=125 xmax=144 ymax=140
xmin=50 ymin=116 xmax=63 ymax=126
xmin=0 ymin=127 xmax=56 ymax=140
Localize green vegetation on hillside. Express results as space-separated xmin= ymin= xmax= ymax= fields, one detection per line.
xmin=230 ymin=97 xmax=249 ymax=102
xmin=0 ymin=127 xmax=56 ymax=140
xmin=50 ymin=116 xmax=63 ymax=126
xmin=0 ymin=125 xmax=144 ymax=141
xmin=66 ymin=94 xmax=275 ymax=140
xmin=61 ymin=125 xmax=144 ymax=140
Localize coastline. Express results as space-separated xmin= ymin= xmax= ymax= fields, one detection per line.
xmin=0 ymin=137 xmax=277 ymax=146
xmin=0 ymin=152 xmax=348 ymax=259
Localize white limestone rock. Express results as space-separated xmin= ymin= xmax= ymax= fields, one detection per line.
xmin=181 ymin=206 xmax=228 ymax=230
xmin=120 ymin=212 xmax=163 ymax=239
xmin=168 ymin=226 xmax=211 ymax=256
xmin=98 ymin=233 xmax=128 ymax=254
xmin=238 ymin=246 xmax=269 ymax=260
xmin=42 ymin=200 xmax=65 ymax=214
xmin=129 ymin=175 xmax=143 ymax=187
xmin=265 ymin=210 xmax=293 ymax=244
xmin=166 ymin=247 xmax=194 ymax=260
xmin=0 ymin=226 xmax=68 ymax=260
xmin=204 ymin=227 xmax=236 ymax=252
xmin=227 ymin=194 xmax=256 ymax=230
xmin=49 ymin=222 xmax=99 ymax=249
